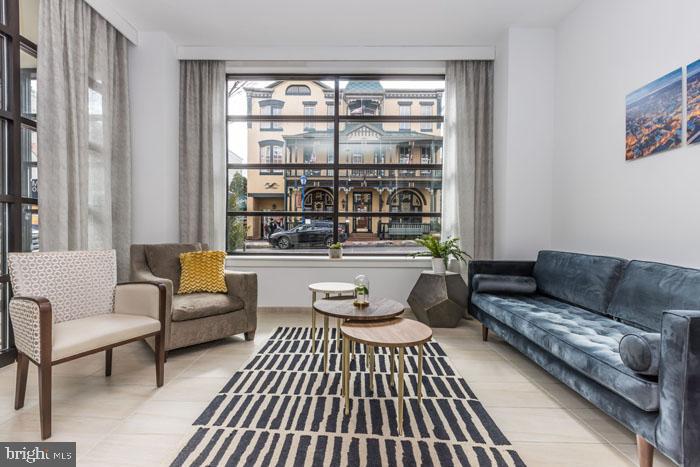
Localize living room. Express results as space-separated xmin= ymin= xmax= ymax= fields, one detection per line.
xmin=0 ymin=0 xmax=698 ymax=466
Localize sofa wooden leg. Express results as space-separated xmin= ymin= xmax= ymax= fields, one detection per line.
xmin=105 ymin=349 xmax=112 ymax=377
xmin=244 ymin=331 xmax=256 ymax=341
xmin=14 ymin=352 xmax=29 ymax=410
xmin=155 ymin=334 xmax=165 ymax=388
xmin=636 ymin=435 xmax=654 ymax=467
xmin=38 ymin=364 xmax=51 ymax=440
xmin=482 ymin=325 xmax=489 ymax=342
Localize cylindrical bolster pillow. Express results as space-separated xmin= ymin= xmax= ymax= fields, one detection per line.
xmin=619 ymin=332 xmax=661 ymax=376
xmin=472 ymin=274 xmax=537 ymax=294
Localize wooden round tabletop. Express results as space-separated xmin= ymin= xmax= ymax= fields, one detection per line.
xmin=341 ymin=318 xmax=433 ymax=347
xmin=313 ymin=296 xmax=404 ymax=321
xmin=308 ymin=282 xmax=356 ymax=294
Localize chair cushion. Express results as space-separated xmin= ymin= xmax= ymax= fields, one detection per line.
xmin=177 ymin=251 xmax=228 ymax=294
xmin=532 ymin=250 xmax=626 ymax=314
xmin=144 ymin=243 xmax=202 ymax=291
xmin=472 ymin=292 xmax=659 ymax=411
xmin=619 ymin=332 xmax=661 ymax=376
xmin=608 ymin=260 xmax=700 ymax=332
xmin=172 ymin=293 xmax=245 ymax=322
xmin=472 ymin=274 xmax=537 ymax=294
xmin=53 ymin=313 xmax=160 ymax=361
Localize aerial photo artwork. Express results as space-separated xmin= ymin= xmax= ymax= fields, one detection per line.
xmin=625 ymin=68 xmax=683 ymax=160
xmin=688 ymin=59 xmax=700 ymax=145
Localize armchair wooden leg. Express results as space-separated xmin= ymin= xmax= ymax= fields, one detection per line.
xmin=14 ymin=352 xmax=29 ymax=410
xmin=38 ymin=364 xmax=51 ymax=440
xmin=155 ymin=335 xmax=165 ymax=388
xmin=105 ymin=349 xmax=112 ymax=377
xmin=636 ymin=435 xmax=654 ymax=467
xmin=482 ymin=325 xmax=489 ymax=342
xmin=244 ymin=331 xmax=255 ymax=341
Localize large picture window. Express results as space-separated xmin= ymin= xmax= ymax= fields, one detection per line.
xmin=226 ymin=75 xmax=444 ymax=255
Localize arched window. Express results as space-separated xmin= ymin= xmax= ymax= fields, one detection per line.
xmin=286 ymin=85 xmax=311 ymax=96
xmin=389 ymin=189 xmax=424 ymax=223
xmin=303 ymin=188 xmax=333 ymax=212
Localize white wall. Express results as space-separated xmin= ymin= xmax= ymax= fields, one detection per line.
xmin=129 ymin=32 xmax=180 ymax=244
xmin=227 ymin=257 xmax=431 ymax=307
xmin=553 ymin=0 xmax=700 ymax=266
xmin=493 ymin=28 xmax=556 ymax=260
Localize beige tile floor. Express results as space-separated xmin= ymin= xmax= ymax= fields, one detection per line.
xmin=0 ymin=308 xmax=675 ymax=467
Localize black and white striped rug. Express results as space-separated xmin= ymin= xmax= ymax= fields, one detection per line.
xmin=171 ymin=327 xmax=525 ymax=466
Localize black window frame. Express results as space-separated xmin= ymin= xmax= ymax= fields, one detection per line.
xmin=226 ymin=74 xmax=444 ymax=256
xmin=0 ymin=0 xmax=40 ymax=367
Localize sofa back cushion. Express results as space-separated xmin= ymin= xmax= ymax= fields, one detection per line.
xmin=533 ymin=250 xmax=626 ymax=314
xmin=608 ymin=261 xmax=700 ymax=331
xmin=144 ymin=243 xmax=203 ymax=291
xmin=8 ymin=250 xmax=117 ymax=323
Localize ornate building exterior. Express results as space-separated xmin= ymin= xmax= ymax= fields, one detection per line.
xmin=243 ymin=80 xmax=443 ymax=241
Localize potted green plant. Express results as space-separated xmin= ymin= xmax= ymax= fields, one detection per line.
xmin=413 ymin=235 xmax=471 ymax=274
xmin=328 ymin=242 xmax=343 ymax=259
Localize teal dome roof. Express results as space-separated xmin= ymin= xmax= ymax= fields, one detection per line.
xmin=344 ymin=81 xmax=384 ymax=94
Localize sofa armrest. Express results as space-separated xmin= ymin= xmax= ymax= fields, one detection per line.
xmin=225 ymin=271 xmax=258 ymax=331
xmin=656 ymin=309 xmax=700 ymax=466
xmin=9 ymin=296 xmax=52 ymax=364
xmin=467 ymin=260 xmax=536 ymax=315
xmin=114 ymin=282 xmax=166 ymax=331
xmin=130 ymin=270 xmax=173 ymax=349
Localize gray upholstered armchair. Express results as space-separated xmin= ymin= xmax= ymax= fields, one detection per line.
xmin=130 ymin=243 xmax=257 ymax=352
xmin=8 ymin=250 xmax=166 ymax=439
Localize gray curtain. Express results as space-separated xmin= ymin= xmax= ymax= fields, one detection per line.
xmin=38 ymin=0 xmax=132 ymax=279
xmin=179 ymin=61 xmax=227 ymax=249
xmin=442 ymin=60 xmax=494 ymax=264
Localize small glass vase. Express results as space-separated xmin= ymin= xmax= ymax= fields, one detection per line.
xmin=354 ymin=274 xmax=369 ymax=307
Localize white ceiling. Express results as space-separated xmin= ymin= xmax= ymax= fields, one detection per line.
xmin=101 ymin=0 xmax=581 ymax=47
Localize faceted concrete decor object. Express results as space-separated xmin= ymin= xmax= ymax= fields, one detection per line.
xmin=407 ymin=271 xmax=469 ymax=327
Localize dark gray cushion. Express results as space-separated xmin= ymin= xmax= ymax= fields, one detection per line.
xmin=472 ymin=292 xmax=659 ymax=411
xmin=472 ymin=274 xmax=537 ymax=294
xmin=532 ymin=250 xmax=626 ymax=314
xmin=619 ymin=332 xmax=660 ymax=376
xmin=144 ymin=243 xmax=202 ymax=292
xmin=608 ymin=260 xmax=700 ymax=332
xmin=172 ymin=293 xmax=245 ymax=322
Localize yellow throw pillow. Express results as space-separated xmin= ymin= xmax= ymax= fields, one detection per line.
xmin=177 ymin=250 xmax=228 ymax=294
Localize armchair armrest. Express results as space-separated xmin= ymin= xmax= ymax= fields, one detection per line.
xmin=467 ymin=260 xmax=536 ymax=315
xmin=9 ymin=296 xmax=52 ymax=364
xmin=129 ymin=269 xmax=173 ymax=349
xmin=656 ymin=309 xmax=700 ymax=466
xmin=225 ymin=271 xmax=257 ymax=331
xmin=114 ymin=282 xmax=166 ymax=330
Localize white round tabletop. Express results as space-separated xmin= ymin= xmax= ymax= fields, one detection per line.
xmin=308 ymin=282 xmax=356 ymax=293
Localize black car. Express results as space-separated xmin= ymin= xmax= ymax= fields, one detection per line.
xmin=269 ymin=221 xmax=347 ymax=249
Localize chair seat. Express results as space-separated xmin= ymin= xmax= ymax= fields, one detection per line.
xmin=472 ymin=292 xmax=660 ymax=411
xmin=172 ymin=293 xmax=245 ymax=322
xmin=53 ymin=313 xmax=161 ymax=362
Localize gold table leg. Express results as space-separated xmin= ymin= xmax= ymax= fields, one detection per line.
xmin=343 ymin=335 xmax=350 ymax=415
xmin=368 ymin=346 xmax=375 ymax=393
xmin=389 ymin=347 xmax=395 ymax=386
xmin=418 ymin=344 xmax=423 ymax=402
xmin=310 ymin=291 xmax=317 ymax=353
xmin=398 ymin=347 xmax=405 ymax=435
xmin=337 ymin=319 xmax=341 ymax=352
xmin=323 ymin=315 xmax=329 ymax=374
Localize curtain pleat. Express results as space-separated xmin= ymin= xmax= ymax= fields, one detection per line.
xmin=442 ymin=60 xmax=495 ymax=265
xmin=178 ymin=60 xmax=226 ymax=249
xmin=37 ymin=0 xmax=132 ymax=279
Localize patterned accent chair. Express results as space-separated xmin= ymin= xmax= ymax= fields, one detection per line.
xmin=8 ymin=250 xmax=166 ymax=439
xmin=130 ymin=243 xmax=257 ymax=353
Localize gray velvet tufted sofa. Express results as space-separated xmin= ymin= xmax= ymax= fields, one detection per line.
xmin=468 ymin=251 xmax=700 ymax=467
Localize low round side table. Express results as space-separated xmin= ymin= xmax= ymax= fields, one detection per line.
xmin=308 ymin=282 xmax=355 ymax=353
xmin=313 ymin=297 xmax=404 ymax=373
xmin=341 ymin=317 xmax=432 ymax=435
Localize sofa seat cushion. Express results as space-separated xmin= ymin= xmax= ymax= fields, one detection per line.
xmin=172 ymin=293 xmax=245 ymax=322
xmin=472 ymin=292 xmax=659 ymax=411
xmin=53 ymin=313 xmax=160 ymax=362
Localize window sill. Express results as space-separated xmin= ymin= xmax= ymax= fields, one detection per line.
xmin=226 ymin=255 xmax=431 ymax=269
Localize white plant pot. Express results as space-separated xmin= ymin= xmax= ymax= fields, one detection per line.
xmin=431 ymin=258 xmax=446 ymax=274
xmin=328 ymin=249 xmax=342 ymax=259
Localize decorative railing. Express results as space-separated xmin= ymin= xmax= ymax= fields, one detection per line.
xmin=378 ymin=222 xmax=432 ymax=240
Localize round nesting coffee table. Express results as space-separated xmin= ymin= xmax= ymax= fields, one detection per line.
xmin=341 ymin=318 xmax=432 ymax=435
xmin=313 ymin=297 xmax=404 ymax=373
xmin=308 ymin=282 xmax=355 ymax=353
